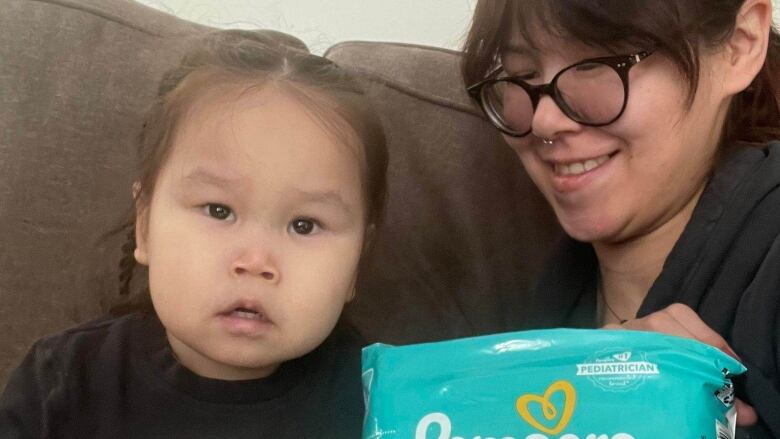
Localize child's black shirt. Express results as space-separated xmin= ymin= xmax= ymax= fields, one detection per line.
xmin=0 ymin=312 xmax=365 ymax=438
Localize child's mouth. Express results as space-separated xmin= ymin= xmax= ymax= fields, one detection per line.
xmin=218 ymin=303 xmax=274 ymax=336
xmin=217 ymin=301 xmax=274 ymax=336
xmin=229 ymin=307 xmax=267 ymax=321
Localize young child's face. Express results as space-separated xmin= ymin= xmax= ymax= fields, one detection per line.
xmin=134 ymin=84 xmax=367 ymax=380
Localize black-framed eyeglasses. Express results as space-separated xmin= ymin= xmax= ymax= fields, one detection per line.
xmin=467 ymin=50 xmax=654 ymax=137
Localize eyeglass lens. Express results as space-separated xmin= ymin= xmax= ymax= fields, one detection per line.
xmin=482 ymin=61 xmax=626 ymax=135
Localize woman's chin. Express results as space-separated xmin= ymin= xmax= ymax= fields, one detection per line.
xmin=559 ymin=218 xmax=619 ymax=244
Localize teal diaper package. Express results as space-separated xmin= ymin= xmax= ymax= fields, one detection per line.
xmin=362 ymin=329 xmax=745 ymax=439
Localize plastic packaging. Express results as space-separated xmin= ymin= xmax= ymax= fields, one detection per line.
xmin=362 ymin=329 xmax=744 ymax=439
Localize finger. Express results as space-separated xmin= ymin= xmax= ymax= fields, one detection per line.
xmin=602 ymin=323 xmax=624 ymax=330
xmin=664 ymin=304 xmax=739 ymax=359
xmin=735 ymin=398 xmax=758 ymax=427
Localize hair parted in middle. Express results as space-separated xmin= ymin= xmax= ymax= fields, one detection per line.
xmin=112 ymin=29 xmax=388 ymax=312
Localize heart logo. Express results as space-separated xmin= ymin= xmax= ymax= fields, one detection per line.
xmin=516 ymin=380 xmax=576 ymax=435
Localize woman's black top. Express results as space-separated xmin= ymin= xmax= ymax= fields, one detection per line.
xmin=529 ymin=141 xmax=780 ymax=438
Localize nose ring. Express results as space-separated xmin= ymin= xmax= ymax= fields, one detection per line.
xmin=533 ymin=131 xmax=555 ymax=145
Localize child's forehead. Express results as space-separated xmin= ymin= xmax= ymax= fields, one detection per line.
xmin=183 ymin=83 xmax=359 ymax=143
xmin=162 ymin=85 xmax=365 ymax=192
xmin=173 ymin=83 xmax=364 ymax=172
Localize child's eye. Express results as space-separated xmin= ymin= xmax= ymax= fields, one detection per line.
xmin=203 ymin=203 xmax=235 ymax=221
xmin=289 ymin=218 xmax=321 ymax=235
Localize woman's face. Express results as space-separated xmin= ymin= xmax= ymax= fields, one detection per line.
xmin=500 ymin=31 xmax=733 ymax=246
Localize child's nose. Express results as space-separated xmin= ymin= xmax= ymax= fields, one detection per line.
xmin=231 ymin=244 xmax=280 ymax=283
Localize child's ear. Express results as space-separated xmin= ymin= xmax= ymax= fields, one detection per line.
xmin=719 ymin=0 xmax=772 ymax=95
xmin=133 ymin=183 xmax=150 ymax=266
xmin=134 ymin=217 xmax=149 ymax=266
xmin=132 ymin=181 xmax=142 ymax=199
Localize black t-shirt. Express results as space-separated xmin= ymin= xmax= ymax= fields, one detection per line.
xmin=0 ymin=312 xmax=365 ymax=438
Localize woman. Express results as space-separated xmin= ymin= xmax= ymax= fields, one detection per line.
xmin=463 ymin=0 xmax=779 ymax=436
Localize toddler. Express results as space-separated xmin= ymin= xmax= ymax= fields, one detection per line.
xmin=0 ymin=29 xmax=387 ymax=438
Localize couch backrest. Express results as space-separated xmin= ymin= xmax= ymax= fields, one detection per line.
xmin=0 ymin=0 xmax=559 ymax=389
xmin=326 ymin=42 xmax=560 ymax=343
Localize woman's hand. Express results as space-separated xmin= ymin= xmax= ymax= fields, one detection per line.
xmin=603 ymin=303 xmax=758 ymax=427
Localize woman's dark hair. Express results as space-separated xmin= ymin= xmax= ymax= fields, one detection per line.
xmin=462 ymin=0 xmax=780 ymax=145
xmin=112 ymin=29 xmax=388 ymax=313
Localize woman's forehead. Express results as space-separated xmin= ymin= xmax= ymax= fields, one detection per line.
xmin=501 ymin=12 xmax=583 ymax=54
xmin=500 ymin=30 xmax=603 ymax=64
xmin=500 ymin=21 xmax=639 ymax=66
xmin=501 ymin=4 xmax=646 ymax=60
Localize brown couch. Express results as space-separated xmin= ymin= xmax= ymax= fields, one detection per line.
xmin=0 ymin=0 xmax=559 ymax=389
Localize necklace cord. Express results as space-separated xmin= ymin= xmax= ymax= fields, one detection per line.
xmin=602 ymin=291 xmax=628 ymax=324
xmin=598 ymin=274 xmax=629 ymax=324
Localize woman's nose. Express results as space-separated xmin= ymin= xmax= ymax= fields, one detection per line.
xmin=530 ymin=94 xmax=580 ymax=140
xmin=231 ymin=242 xmax=280 ymax=283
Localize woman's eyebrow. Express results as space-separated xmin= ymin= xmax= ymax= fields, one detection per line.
xmin=502 ymin=43 xmax=536 ymax=57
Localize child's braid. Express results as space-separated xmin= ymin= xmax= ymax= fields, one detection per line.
xmin=117 ymin=220 xmax=137 ymax=296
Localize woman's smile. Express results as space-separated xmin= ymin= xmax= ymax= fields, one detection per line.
xmin=540 ymin=149 xmax=620 ymax=195
xmin=552 ymin=153 xmax=611 ymax=176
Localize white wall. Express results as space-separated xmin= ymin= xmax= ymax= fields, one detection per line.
xmin=135 ymin=0 xmax=477 ymax=54
xmin=136 ymin=0 xmax=780 ymax=55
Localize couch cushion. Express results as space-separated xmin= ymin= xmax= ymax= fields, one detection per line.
xmin=0 ymin=0 xmax=212 ymax=388
xmin=325 ymin=42 xmax=559 ymax=344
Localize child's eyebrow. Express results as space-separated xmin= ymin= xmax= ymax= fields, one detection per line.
xmin=182 ymin=168 xmax=355 ymax=213
xmin=182 ymin=168 xmax=243 ymax=189
xmin=290 ymin=188 xmax=354 ymax=214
